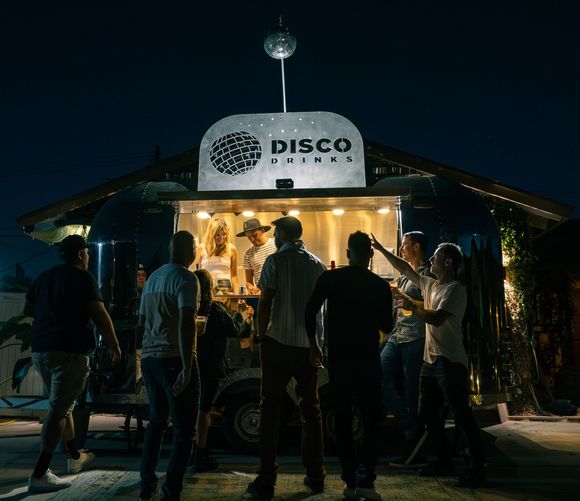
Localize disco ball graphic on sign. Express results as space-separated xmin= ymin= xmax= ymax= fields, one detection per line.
xmin=198 ymin=112 xmax=365 ymax=191
xmin=210 ymin=131 xmax=262 ymax=176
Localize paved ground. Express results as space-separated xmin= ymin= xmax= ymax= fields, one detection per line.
xmin=0 ymin=415 xmax=579 ymax=500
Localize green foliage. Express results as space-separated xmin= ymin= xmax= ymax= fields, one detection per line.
xmin=0 ymin=314 xmax=32 ymax=352
xmin=494 ymin=203 xmax=537 ymax=323
xmin=494 ymin=202 xmax=539 ymax=414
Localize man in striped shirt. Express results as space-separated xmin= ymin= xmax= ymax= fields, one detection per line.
xmin=245 ymin=216 xmax=326 ymax=501
xmin=238 ymin=218 xmax=277 ymax=295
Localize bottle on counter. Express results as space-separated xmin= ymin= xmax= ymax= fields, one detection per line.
xmin=330 ymin=260 xmax=336 ymax=269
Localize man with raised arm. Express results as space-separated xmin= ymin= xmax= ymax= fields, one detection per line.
xmin=381 ymin=231 xmax=433 ymax=469
xmin=138 ymin=231 xmax=200 ymax=501
xmin=371 ymin=234 xmax=486 ymax=488
xmin=25 ymin=235 xmax=121 ymax=493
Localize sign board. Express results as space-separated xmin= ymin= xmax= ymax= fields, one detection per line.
xmin=197 ymin=111 xmax=366 ymax=191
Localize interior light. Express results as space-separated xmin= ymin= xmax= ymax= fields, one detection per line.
xmin=197 ymin=212 xmax=211 ymax=219
xmin=242 ymin=211 xmax=255 ymax=217
xmin=332 ymin=209 xmax=345 ymax=216
xmin=288 ymin=210 xmax=300 ymax=216
xmin=377 ymin=207 xmax=390 ymax=214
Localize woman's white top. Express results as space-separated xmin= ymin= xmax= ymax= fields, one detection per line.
xmin=200 ymin=244 xmax=235 ymax=290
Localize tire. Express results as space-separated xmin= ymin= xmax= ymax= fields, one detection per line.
xmin=319 ymin=387 xmax=364 ymax=452
xmin=223 ymin=390 xmax=261 ymax=453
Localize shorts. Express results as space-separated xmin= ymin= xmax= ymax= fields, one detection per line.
xmin=32 ymin=351 xmax=90 ymax=418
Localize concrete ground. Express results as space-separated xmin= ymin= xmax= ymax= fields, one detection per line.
xmin=0 ymin=415 xmax=579 ymax=500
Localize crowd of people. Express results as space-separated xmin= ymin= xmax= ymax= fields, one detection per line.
xmin=23 ymin=214 xmax=487 ymax=500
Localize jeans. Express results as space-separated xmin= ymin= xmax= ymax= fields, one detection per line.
xmin=419 ymin=357 xmax=485 ymax=469
xmin=258 ymin=337 xmax=324 ymax=486
xmin=380 ymin=337 xmax=424 ymax=440
xmin=328 ymin=356 xmax=382 ymax=488
xmin=140 ymin=357 xmax=200 ymax=500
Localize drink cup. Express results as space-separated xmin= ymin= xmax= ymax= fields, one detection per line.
xmin=401 ymin=308 xmax=413 ymax=317
xmin=239 ymin=285 xmax=247 ymax=295
xmin=196 ymin=315 xmax=208 ymax=336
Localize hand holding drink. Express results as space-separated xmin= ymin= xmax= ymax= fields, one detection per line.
xmin=196 ymin=315 xmax=208 ymax=336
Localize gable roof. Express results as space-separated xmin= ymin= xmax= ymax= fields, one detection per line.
xmin=16 ymin=140 xmax=572 ymax=231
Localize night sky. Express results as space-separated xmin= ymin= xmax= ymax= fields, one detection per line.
xmin=1 ymin=0 xmax=579 ymax=278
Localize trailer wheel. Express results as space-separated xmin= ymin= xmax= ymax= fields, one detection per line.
xmin=319 ymin=387 xmax=364 ymax=452
xmin=223 ymin=390 xmax=261 ymax=453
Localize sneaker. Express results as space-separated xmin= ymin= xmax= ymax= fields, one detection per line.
xmin=303 ymin=475 xmax=324 ymax=493
xmin=456 ymin=468 xmax=488 ymax=488
xmin=356 ymin=485 xmax=381 ymax=501
xmin=418 ymin=460 xmax=456 ymax=477
xmin=343 ymin=483 xmax=358 ymax=500
xmin=67 ymin=450 xmax=96 ymax=473
xmin=388 ymin=454 xmax=428 ymax=469
xmin=244 ymin=479 xmax=274 ymax=500
xmin=28 ymin=469 xmax=72 ymax=493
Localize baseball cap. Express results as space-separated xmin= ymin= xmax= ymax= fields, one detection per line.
xmin=59 ymin=235 xmax=89 ymax=255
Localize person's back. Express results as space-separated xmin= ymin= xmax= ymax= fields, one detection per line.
xmin=140 ymin=263 xmax=198 ymax=359
xmin=315 ymin=266 xmax=392 ymax=360
xmin=305 ymin=231 xmax=392 ymax=500
xmin=29 ymin=263 xmax=101 ymax=355
xmin=260 ymin=239 xmax=325 ymax=347
xmin=138 ymin=231 xmax=200 ymax=501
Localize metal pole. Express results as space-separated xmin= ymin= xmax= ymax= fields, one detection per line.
xmin=280 ymin=57 xmax=287 ymax=113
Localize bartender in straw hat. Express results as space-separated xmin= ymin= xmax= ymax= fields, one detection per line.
xmin=238 ymin=218 xmax=277 ymax=295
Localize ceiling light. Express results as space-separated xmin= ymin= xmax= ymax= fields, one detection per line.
xmin=377 ymin=207 xmax=390 ymax=214
xmin=288 ymin=210 xmax=300 ymax=216
xmin=332 ymin=209 xmax=345 ymax=216
xmin=197 ymin=212 xmax=211 ymax=219
xmin=242 ymin=211 xmax=255 ymax=217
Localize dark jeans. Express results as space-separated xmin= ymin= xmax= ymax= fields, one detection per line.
xmin=328 ymin=356 xmax=382 ymax=488
xmin=419 ymin=357 xmax=485 ymax=469
xmin=258 ymin=338 xmax=324 ymax=486
xmin=140 ymin=357 xmax=200 ymax=500
xmin=380 ymin=337 xmax=424 ymax=440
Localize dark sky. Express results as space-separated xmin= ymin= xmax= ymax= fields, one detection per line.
xmin=1 ymin=0 xmax=579 ymax=277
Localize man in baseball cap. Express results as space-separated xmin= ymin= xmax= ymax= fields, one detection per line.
xmin=25 ymin=234 xmax=121 ymax=493
xmin=237 ymin=218 xmax=276 ymax=295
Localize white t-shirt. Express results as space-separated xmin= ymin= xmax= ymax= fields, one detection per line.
xmin=200 ymin=243 xmax=235 ymax=290
xmin=420 ymin=276 xmax=468 ymax=367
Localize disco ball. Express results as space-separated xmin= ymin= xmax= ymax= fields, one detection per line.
xmin=264 ymin=18 xmax=296 ymax=60
xmin=209 ymin=131 xmax=262 ymax=176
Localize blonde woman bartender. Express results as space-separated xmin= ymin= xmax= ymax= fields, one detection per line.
xmin=193 ymin=217 xmax=239 ymax=293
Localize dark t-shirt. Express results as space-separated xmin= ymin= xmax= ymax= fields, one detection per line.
xmin=198 ymin=301 xmax=238 ymax=377
xmin=27 ymin=264 xmax=103 ymax=355
xmin=305 ymin=266 xmax=393 ymax=361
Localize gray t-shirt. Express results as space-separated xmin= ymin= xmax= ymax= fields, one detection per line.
xmin=140 ymin=263 xmax=200 ymax=359
xmin=420 ymin=276 xmax=468 ymax=367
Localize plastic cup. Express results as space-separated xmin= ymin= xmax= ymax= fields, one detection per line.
xmin=196 ymin=315 xmax=208 ymax=336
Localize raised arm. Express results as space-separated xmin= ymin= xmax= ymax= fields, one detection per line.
xmin=370 ymin=233 xmax=421 ymax=286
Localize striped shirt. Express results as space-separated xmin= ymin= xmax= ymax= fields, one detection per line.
xmin=258 ymin=240 xmax=325 ymax=348
xmin=242 ymin=237 xmax=277 ymax=284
